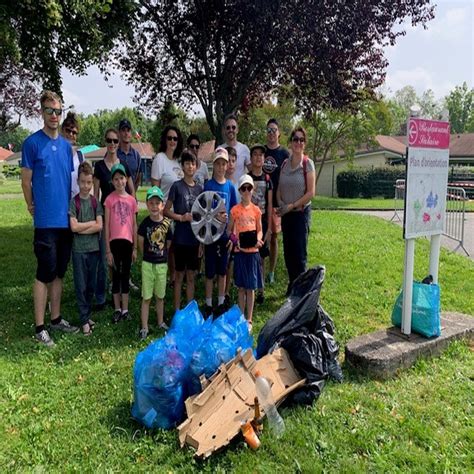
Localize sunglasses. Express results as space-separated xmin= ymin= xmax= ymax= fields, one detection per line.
xmin=106 ymin=138 xmax=119 ymax=144
xmin=240 ymin=185 xmax=253 ymax=192
xmin=226 ymin=125 xmax=237 ymax=131
xmin=189 ymin=144 xmax=200 ymax=150
xmin=292 ymin=136 xmax=305 ymax=143
xmin=167 ymin=136 xmax=178 ymax=142
xmin=267 ymin=127 xmax=278 ymax=134
xmin=65 ymin=128 xmax=78 ymax=136
xmin=43 ymin=107 xmax=62 ymax=116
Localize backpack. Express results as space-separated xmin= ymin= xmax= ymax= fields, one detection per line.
xmin=74 ymin=193 xmax=98 ymax=218
xmin=281 ymin=155 xmax=309 ymax=193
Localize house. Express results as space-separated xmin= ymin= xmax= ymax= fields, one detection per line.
xmin=315 ymin=133 xmax=474 ymax=197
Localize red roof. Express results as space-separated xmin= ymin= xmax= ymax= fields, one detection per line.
xmin=0 ymin=147 xmax=14 ymax=161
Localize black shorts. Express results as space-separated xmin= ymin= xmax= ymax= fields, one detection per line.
xmin=174 ymin=244 xmax=200 ymax=272
xmin=204 ymin=237 xmax=229 ymax=279
xmin=33 ymin=228 xmax=72 ymax=283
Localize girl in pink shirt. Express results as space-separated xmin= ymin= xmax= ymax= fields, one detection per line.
xmin=104 ymin=162 xmax=138 ymax=323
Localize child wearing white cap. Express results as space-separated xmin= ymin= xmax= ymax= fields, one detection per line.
xmin=227 ymin=174 xmax=264 ymax=331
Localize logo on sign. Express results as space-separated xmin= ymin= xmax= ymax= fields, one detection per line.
xmin=408 ymin=120 xmax=418 ymax=146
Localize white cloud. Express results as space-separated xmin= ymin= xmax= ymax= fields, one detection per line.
xmin=385 ymin=66 xmax=455 ymax=99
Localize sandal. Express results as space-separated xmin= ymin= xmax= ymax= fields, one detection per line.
xmin=88 ymin=319 xmax=96 ymax=329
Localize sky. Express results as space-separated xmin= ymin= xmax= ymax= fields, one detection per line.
xmin=26 ymin=0 xmax=474 ymax=128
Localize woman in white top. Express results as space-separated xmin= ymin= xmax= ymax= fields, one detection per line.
xmin=151 ymin=125 xmax=184 ymax=200
xmin=61 ymin=111 xmax=83 ymax=198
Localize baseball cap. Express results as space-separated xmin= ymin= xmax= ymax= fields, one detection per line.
xmin=111 ymin=163 xmax=127 ymax=177
xmin=250 ymin=143 xmax=266 ymax=155
xmin=213 ymin=147 xmax=229 ymax=163
xmin=238 ymin=174 xmax=254 ymax=190
xmin=146 ymin=186 xmax=164 ymax=201
xmin=118 ymin=119 xmax=132 ymax=130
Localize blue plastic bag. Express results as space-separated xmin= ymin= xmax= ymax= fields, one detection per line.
xmin=391 ymin=282 xmax=441 ymax=338
xmin=131 ymin=301 xmax=253 ymax=429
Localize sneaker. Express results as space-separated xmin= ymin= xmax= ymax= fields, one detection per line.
xmin=35 ymin=329 xmax=55 ymax=347
xmin=213 ymin=303 xmax=227 ymax=318
xmin=203 ymin=305 xmax=213 ymax=319
xmin=158 ymin=322 xmax=169 ymax=331
xmin=122 ymin=311 xmax=132 ymax=321
xmin=50 ymin=318 xmax=79 ymax=334
xmin=256 ymin=291 xmax=264 ymax=305
xmin=112 ymin=310 xmax=122 ymax=324
xmin=129 ymin=279 xmax=139 ymax=291
xmin=139 ymin=328 xmax=149 ymax=340
xmin=267 ymin=273 xmax=275 ymax=285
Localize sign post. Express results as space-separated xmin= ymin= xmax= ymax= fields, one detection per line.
xmin=402 ymin=118 xmax=450 ymax=335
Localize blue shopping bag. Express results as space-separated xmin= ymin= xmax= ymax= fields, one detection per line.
xmin=391 ymin=281 xmax=441 ymax=338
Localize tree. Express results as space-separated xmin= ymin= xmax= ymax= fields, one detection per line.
xmin=444 ymin=82 xmax=474 ymax=134
xmin=304 ymin=98 xmax=393 ymax=185
xmin=0 ymin=60 xmax=39 ymax=132
xmin=0 ymin=126 xmax=31 ymax=152
xmin=1 ymin=1 xmax=137 ymax=92
xmin=117 ymin=0 xmax=434 ymax=142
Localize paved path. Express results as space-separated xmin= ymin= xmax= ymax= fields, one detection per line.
xmin=350 ymin=210 xmax=473 ymax=261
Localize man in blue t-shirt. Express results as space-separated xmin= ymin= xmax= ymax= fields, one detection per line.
xmin=203 ymin=147 xmax=237 ymax=317
xmin=21 ymin=90 xmax=79 ymax=347
xmin=117 ymin=118 xmax=142 ymax=192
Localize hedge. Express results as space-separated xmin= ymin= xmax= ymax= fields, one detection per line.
xmin=337 ymin=167 xmax=405 ymax=198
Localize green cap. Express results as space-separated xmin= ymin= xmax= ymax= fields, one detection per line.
xmin=146 ymin=186 xmax=164 ymax=201
xmin=111 ymin=163 xmax=127 ymax=178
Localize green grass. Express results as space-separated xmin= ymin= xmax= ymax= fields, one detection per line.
xmin=0 ymin=199 xmax=473 ymax=471
xmin=0 ymin=178 xmax=22 ymax=194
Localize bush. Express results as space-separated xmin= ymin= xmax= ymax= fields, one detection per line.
xmin=337 ymin=167 xmax=405 ymax=198
xmin=2 ymin=164 xmax=21 ymax=178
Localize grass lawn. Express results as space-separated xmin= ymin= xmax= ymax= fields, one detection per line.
xmin=0 ymin=178 xmax=22 ymax=194
xmin=0 ymin=199 xmax=473 ymax=471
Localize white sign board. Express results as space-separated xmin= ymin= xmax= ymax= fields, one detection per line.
xmin=404 ymin=118 xmax=450 ymax=239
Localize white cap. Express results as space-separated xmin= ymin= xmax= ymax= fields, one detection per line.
xmin=213 ymin=147 xmax=229 ymax=162
xmin=238 ymin=174 xmax=254 ymax=190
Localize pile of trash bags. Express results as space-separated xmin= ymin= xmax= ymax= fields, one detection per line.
xmin=257 ymin=266 xmax=343 ymax=405
xmin=132 ymin=301 xmax=253 ymax=429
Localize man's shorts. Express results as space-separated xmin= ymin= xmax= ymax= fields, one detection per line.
xmin=174 ymin=244 xmax=200 ymax=272
xmin=141 ymin=261 xmax=167 ymax=300
xmin=33 ymin=228 xmax=72 ymax=283
xmin=271 ymin=207 xmax=282 ymax=234
xmin=204 ymin=237 xmax=229 ymax=279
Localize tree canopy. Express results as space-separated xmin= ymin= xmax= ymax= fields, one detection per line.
xmin=1 ymin=0 xmax=137 ymax=91
xmin=117 ymin=0 xmax=434 ymax=141
xmin=445 ymin=82 xmax=474 ymax=134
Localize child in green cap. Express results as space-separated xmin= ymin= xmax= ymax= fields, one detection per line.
xmin=137 ymin=186 xmax=173 ymax=339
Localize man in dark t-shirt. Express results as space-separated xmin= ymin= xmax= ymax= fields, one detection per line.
xmin=263 ymin=118 xmax=289 ymax=285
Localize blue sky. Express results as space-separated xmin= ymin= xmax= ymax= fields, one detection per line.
xmin=34 ymin=0 xmax=474 ymax=125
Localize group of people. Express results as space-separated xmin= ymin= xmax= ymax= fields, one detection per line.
xmin=21 ymin=91 xmax=315 ymax=347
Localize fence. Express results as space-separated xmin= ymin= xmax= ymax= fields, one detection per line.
xmin=392 ymin=179 xmax=469 ymax=256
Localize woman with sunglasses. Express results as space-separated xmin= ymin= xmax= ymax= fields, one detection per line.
xmin=276 ymin=126 xmax=315 ymax=294
xmin=186 ymin=133 xmax=209 ymax=187
xmin=151 ymin=126 xmax=184 ymax=200
xmin=61 ymin=111 xmax=82 ymax=199
xmin=93 ymin=129 xmax=135 ymax=310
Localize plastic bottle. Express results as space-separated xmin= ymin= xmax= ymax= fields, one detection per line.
xmin=254 ymin=370 xmax=285 ymax=437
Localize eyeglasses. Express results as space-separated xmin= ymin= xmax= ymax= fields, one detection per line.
xmin=43 ymin=107 xmax=62 ymax=116
xmin=292 ymin=136 xmax=305 ymax=143
xmin=167 ymin=136 xmax=178 ymax=142
xmin=226 ymin=125 xmax=237 ymax=131
xmin=106 ymin=138 xmax=119 ymax=144
xmin=267 ymin=127 xmax=278 ymax=134
xmin=240 ymin=185 xmax=253 ymax=192
xmin=65 ymin=128 xmax=78 ymax=136
xmin=189 ymin=144 xmax=200 ymax=150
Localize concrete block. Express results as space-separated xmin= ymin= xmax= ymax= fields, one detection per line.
xmin=345 ymin=312 xmax=474 ymax=379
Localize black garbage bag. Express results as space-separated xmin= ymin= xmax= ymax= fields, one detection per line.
xmin=256 ymin=266 xmax=343 ymax=405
